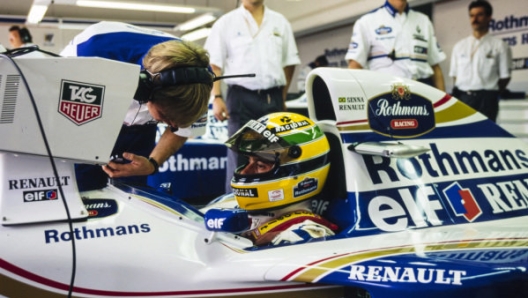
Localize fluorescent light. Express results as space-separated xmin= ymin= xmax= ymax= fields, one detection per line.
xmin=174 ymin=13 xmax=216 ymax=31
xmin=181 ymin=27 xmax=212 ymax=41
xmin=27 ymin=4 xmax=49 ymax=24
xmin=76 ymin=0 xmax=196 ymax=14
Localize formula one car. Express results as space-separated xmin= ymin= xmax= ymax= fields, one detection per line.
xmin=1 ymin=50 xmax=528 ymax=298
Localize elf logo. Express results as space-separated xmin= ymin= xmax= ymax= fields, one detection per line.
xmin=23 ymin=189 xmax=58 ymax=202
xmin=443 ymin=182 xmax=482 ymax=222
xmin=58 ymin=80 xmax=105 ymax=125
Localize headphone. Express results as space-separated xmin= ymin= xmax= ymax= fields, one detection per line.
xmin=19 ymin=27 xmax=32 ymax=43
xmin=134 ymin=66 xmax=213 ymax=104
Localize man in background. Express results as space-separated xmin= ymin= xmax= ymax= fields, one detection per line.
xmin=204 ymin=0 xmax=300 ymax=193
xmin=346 ymin=0 xmax=446 ymax=91
xmin=8 ymin=25 xmax=34 ymax=49
xmin=449 ymin=0 xmax=511 ymax=122
xmin=297 ymin=54 xmax=329 ymax=93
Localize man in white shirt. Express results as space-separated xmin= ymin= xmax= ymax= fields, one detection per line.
xmin=204 ymin=0 xmax=300 ymax=192
xmin=346 ymin=0 xmax=446 ymax=91
xmin=449 ymin=0 xmax=511 ymax=122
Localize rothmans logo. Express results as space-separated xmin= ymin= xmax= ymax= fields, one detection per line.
xmin=58 ymin=80 xmax=105 ymax=125
xmin=391 ymin=83 xmax=411 ymax=100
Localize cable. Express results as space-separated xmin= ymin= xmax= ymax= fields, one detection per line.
xmin=0 ymin=52 xmax=77 ymax=297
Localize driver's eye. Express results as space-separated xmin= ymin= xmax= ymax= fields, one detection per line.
xmin=256 ymin=162 xmax=271 ymax=172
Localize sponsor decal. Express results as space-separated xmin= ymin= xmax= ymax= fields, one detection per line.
xmin=338 ymin=96 xmax=365 ymax=111
xmin=412 ymin=26 xmax=427 ymax=42
xmin=414 ymin=45 xmax=428 ymax=55
xmin=443 ymin=182 xmax=482 ymax=222
xmin=83 ymin=198 xmax=118 ymax=218
xmin=233 ymin=187 xmax=258 ymax=198
xmin=268 ymin=189 xmax=285 ymax=202
xmin=23 ymin=189 xmax=57 ymax=202
xmin=206 ymin=218 xmax=225 ymax=229
xmin=349 ymin=265 xmax=466 ymax=285
xmin=359 ymin=142 xmax=528 ymax=231
xmin=375 ymin=25 xmax=392 ymax=35
xmin=8 ymin=176 xmax=71 ymax=190
xmin=293 ymin=178 xmax=318 ymax=197
xmin=368 ymin=84 xmax=435 ymax=137
xmin=44 ymin=223 xmax=151 ymax=244
xmin=58 ymin=80 xmax=105 ymax=125
xmin=391 ymin=83 xmax=411 ymax=100
xmin=246 ymin=119 xmax=279 ymax=143
xmin=272 ymin=116 xmax=310 ymax=133
xmin=391 ymin=119 xmax=418 ymax=129
xmin=159 ymin=154 xmax=227 ymax=173
xmin=431 ymin=249 xmax=528 ymax=263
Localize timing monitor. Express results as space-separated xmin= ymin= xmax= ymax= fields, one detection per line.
xmin=0 ymin=55 xmax=139 ymax=164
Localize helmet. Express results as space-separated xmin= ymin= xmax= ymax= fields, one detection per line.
xmin=226 ymin=112 xmax=330 ymax=211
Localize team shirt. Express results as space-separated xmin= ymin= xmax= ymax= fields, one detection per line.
xmin=449 ymin=33 xmax=511 ymax=91
xmin=60 ymin=21 xmax=207 ymax=138
xmin=204 ymin=5 xmax=300 ymax=90
xmin=345 ymin=1 xmax=446 ymax=80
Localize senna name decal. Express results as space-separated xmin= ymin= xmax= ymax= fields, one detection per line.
xmin=368 ymin=84 xmax=435 ymax=138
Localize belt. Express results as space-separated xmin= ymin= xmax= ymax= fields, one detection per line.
xmin=230 ymin=84 xmax=282 ymax=95
xmin=458 ymin=89 xmax=499 ymax=96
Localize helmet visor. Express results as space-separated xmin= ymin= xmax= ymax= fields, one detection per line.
xmin=225 ymin=120 xmax=291 ymax=162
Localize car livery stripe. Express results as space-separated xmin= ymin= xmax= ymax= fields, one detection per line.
xmin=0 ymin=258 xmax=328 ymax=297
xmin=281 ymin=237 xmax=528 ymax=283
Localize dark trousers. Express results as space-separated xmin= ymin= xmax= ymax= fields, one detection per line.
xmin=75 ymin=124 xmax=158 ymax=191
xmin=452 ymin=87 xmax=500 ymax=122
xmin=225 ymin=85 xmax=284 ymax=192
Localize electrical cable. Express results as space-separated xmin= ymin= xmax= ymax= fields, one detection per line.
xmin=0 ymin=49 xmax=77 ymax=298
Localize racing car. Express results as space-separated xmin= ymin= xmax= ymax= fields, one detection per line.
xmin=1 ymin=49 xmax=527 ymax=298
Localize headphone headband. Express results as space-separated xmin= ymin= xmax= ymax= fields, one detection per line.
xmin=134 ymin=66 xmax=212 ymax=104
xmin=158 ymin=67 xmax=213 ymax=86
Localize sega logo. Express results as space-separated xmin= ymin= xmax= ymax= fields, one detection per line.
xmin=23 ymin=189 xmax=58 ymax=202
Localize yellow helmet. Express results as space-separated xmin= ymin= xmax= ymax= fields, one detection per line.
xmin=225 ymin=112 xmax=330 ymax=211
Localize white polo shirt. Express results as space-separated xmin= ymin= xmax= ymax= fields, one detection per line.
xmin=61 ymin=21 xmax=206 ymax=138
xmin=345 ymin=1 xmax=445 ymax=80
xmin=204 ymin=5 xmax=300 ymax=90
xmin=449 ymin=33 xmax=511 ymax=91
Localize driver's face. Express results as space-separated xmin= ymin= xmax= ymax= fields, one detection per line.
xmin=240 ymin=156 xmax=274 ymax=175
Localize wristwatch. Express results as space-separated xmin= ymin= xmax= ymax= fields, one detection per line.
xmin=148 ymin=157 xmax=159 ymax=174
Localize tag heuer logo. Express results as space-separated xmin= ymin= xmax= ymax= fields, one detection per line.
xmin=58 ymin=80 xmax=105 ymax=125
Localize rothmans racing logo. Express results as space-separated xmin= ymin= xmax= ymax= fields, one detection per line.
xmin=58 ymin=80 xmax=105 ymax=125
xmin=368 ymin=84 xmax=435 ymax=137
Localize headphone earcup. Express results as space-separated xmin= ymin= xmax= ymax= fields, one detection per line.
xmin=19 ymin=28 xmax=31 ymax=43
xmin=134 ymin=71 xmax=154 ymax=104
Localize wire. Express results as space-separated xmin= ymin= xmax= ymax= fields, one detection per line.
xmin=0 ymin=51 xmax=77 ymax=297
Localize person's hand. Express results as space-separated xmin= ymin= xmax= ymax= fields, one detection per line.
xmin=102 ymin=152 xmax=155 ymax=178
xmin=213 ymin=97 xmax=229 ymax=121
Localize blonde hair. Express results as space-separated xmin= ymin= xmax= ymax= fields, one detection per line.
xmin=142 ymin=39 xmax=212 ymax=128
